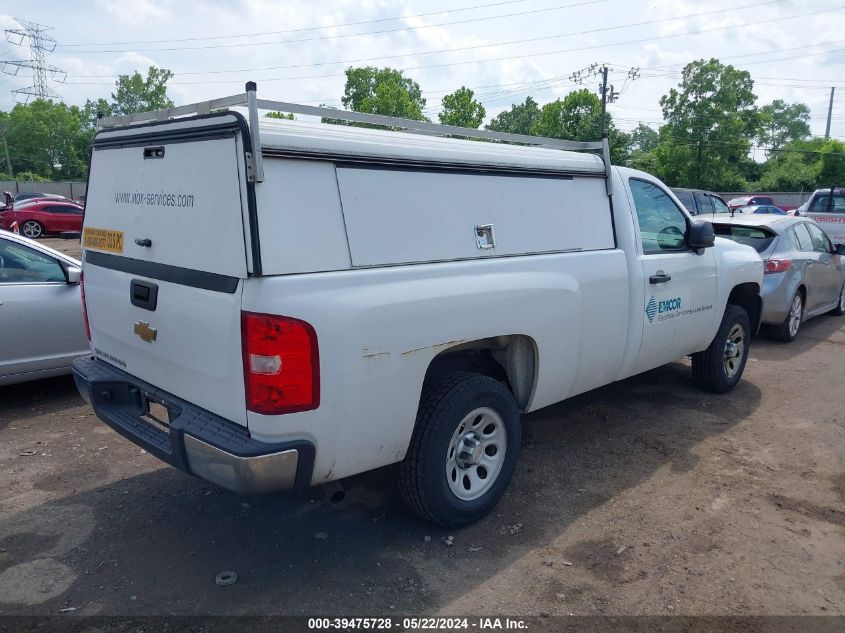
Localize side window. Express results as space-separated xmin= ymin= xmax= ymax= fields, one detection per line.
xmin=806 ymin=223 xmax=833 ymax=253
xmin=793 ymin=223 xmax=815 ymax=252
xmin=696 ymin=192 xmax=714 ymax=214
xmin=674 ymin=191 xmax=695 ymax=214
xmin=808 ymin=194 xmax=845 ymax=213
xmin=0 ymin=239 xmax=66 ymax=283
xmin=711 ymin=196 xmax=730 ymax=214
xmin=629 ymin=179 xmax=689 ymax=255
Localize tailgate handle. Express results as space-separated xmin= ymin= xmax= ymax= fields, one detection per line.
xmin=143 ymin=146 xmax=165 ymax=159
xmin=130 ymin=279 xmax=159 ymax=311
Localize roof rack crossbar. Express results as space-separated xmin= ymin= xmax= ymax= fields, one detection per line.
xmin=96 ymin=87 xmax=603 ymax=152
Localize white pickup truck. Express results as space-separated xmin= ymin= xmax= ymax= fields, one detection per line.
xmin=72 ymin=85 xmax=763 ymax=526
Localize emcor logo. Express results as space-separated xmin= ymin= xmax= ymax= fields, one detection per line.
xmin=645 ymin=296 xmax=658 ymax=322
xmin=646 ymin=296 xmax=683 ymax=323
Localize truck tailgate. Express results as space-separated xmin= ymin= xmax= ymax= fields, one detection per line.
xmin=82 ymin=113 xmax=253 ymax=426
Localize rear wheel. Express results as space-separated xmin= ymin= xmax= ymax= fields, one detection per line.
xmin=770 ymin=292 xmax=803 ymax=342
xmin=830 ymin=282 xmax=845 ymax=316
xmin=399 ymin=371 xmax=521 ymax=527
xmin=692 ymin=304 xmax=751 ymax=394
xmin=21 ymin=220 xmax=43 ymax=239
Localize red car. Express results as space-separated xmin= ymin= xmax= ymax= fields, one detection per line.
xmin=0 ymin=200 xmax=84 ymax=238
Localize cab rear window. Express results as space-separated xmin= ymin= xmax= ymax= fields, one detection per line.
xmin=713 ymin=224 xmax=777 ymax=253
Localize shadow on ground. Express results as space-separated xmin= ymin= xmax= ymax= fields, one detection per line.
xmin=0 ymin=362 xmax=761 ymax=615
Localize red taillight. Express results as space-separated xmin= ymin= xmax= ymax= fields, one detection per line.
xmin=241 ymin=311 xmax=319 ymax=415
xmin=765 ymin=259 xmax=791 ymax=274
xmin=80 ymin=271 xmax=91 ymax=340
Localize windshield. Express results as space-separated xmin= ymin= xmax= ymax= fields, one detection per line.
xmin=713 ymin=224 xmax=777 ymax=253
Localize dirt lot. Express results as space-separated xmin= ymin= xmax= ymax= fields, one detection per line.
xmin=0 ymin=241 xmax=843 ymax=616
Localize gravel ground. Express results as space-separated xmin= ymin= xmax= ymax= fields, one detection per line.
xmin=0 ymin=244 xmax=843 ymax=617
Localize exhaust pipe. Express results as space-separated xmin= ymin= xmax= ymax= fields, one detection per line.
xmin=322 ymin=480 xmax=346 ymax=504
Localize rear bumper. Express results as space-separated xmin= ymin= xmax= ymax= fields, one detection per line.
xmin=72 ymin=356 xmax=314 ymax=494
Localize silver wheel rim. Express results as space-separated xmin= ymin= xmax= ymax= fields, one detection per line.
xmin=723 ymin=323 xmax=746 ymax=379
xmin=445 ymin=407 xmax=507 ymax=501
xmin=839 ymin=284 xmax=845 ymax=312
xmin=22 ymin=221 xmax=41 ymax=238
xmin=788 ymin=294 xmax=802 ymax=337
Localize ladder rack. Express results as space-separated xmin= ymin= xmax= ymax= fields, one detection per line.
xmin=96 ymin=81 xmax=613 ymax=192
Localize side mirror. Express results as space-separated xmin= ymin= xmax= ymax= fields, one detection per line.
xmin=66 ymin=265 xmax=82 ymax=285
xmin=836 ymin=244 xmax=845 ymax=256
xmin=688 ymin=220 xmax=715 ymax=249
xmin=3 ymin=191 xmax=12 ymax=211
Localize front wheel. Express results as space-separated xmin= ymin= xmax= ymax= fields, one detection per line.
xmin=399 ymin=372 xmax=521 ymax=527
xmin=691 ymin=304 xmax=751 ymax=394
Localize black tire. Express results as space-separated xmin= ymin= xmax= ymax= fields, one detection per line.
xmin=769 ymin=291 xmax=803 ymax=342
xmin=21 ymin=220 xmax=44 ymax=239
xmin=399 ymin=371 xmax=521 ymax=527
xmin=829 ymin=282 xmax=845 ymax=316
xmin=691 ymin=304 xmax=751 ymax=394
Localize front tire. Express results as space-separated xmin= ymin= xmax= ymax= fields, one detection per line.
xmin=21 ymin=220 xmax=44 ymax=239
xmin=691 ymin=304 xmax=751 ymax=394
xmin=399 ymin=372 xmax=521 ymax=527
xmin=770 ymin=291 xmax=803 ymax=342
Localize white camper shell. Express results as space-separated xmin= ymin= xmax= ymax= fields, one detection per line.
xmin=73 ymin=85 xmax=763 ymax=526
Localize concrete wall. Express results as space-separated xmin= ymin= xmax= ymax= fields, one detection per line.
xmin=0 ymin=181 xmax=86 ymax=199
xmin=718 ymin=191 xmax=812 ymax=208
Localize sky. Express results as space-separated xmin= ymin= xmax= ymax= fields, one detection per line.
xmin=1 ymin=0 xmax=845 ymax=146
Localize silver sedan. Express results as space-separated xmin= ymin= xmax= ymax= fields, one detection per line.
xmin=710 ymin=215 xmax=845 ymax=341
xmin=0 ymin=230 xmax=90 ymax=385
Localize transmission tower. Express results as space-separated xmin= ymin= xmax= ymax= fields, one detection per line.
xmin=2 ymin=18 xmax=66 ymax=102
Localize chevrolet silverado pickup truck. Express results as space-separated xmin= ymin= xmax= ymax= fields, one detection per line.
xmin=72 ymin=85 xmax=763 ymax=527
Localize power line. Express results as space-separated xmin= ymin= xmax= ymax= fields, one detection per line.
xmin=55 ymin=0 xmax=610 ymax=55
xmin=67 ymin=0 xmax=783 ymax=78
xmin=65 ymin=3 xmax=835 ymax=86
xmin=1 ymin=18 xmax=66 ymax=101
xmin=57 ymin=0 xmax=534 ymax=47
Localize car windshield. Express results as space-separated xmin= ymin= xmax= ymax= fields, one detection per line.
xmin=713 ymin=224 xmax=777 ymax=253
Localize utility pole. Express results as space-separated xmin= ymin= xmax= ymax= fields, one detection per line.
xmin=825 ymin=86 xmax=835 ymax=139
xmin=599 ymin=66 xmax=609 ymax=138
xmin=1 ymin=18 xmax=66 ymax=102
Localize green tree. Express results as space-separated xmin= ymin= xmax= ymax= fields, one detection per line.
xmin=757 ymin=100 xmax=811 ymax=153
xmin=2 ymin=100 xmax=90 ymax=180
xmin=438 ymin=86 xmax=485 ymax=128
xmin=340 ymin=66 xmax=426 ymax=120
xmin=530 ymin=89 xmax=629 ymax=161
xmin=626 ymin=123 xmax=660 ymax=171
xmin=486 ymin=96 xmax=540 ymax=135
xmin=758 ymin=138 xmax=845 ymax=191
xmin=109 ymin=66 xmax=174 ymax=116
xmin=656 ymin=59 xmax=758 ymax=189
xmin=266 ymin=111 xmax=295 ymax=120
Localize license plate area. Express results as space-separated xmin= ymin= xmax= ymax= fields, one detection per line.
xmin=141 ymin=394 xmax=171 ymax=433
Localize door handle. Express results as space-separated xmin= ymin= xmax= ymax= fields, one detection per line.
xmin=649 ymin=272 xmax=672 ymax=284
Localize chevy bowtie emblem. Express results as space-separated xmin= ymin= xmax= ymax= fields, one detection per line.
xmin=133 ymin=320 xmax=158 ymax=343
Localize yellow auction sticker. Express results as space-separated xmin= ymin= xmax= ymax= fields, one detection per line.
xmin=82 ymin=227 xmax=124 ymax=254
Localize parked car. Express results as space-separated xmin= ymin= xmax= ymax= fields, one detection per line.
xmin=738 ymin=204 xmax=787 ymax=215
xmin=0 ymin=200 xmax=84 ymax=238
xmin=72 ymin=95 xmax=763 ymax=527
xmin=671 ymin=188 xmax=731 ymax=216
xmin=0 ymin=230 xmax=90 ymax=385
xmin=13 ymin=192 xmax=67 ymax=204
xmin=727 ymin=195 xmax=775 ymax=211
xmin=796 ymin=188 xmax=845 ymax=245
xmin=711 ymin=215 xmax=845 ymax=342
